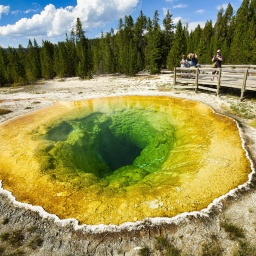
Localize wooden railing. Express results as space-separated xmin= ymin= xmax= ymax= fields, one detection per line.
xmin=173 ymin=65 xmax=256 ymax=100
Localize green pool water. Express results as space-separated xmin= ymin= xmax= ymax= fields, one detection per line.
xmin=0 ymin=96 xmax=251 ymax=225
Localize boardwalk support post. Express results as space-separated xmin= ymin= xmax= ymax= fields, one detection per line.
xmin=216 ymin=68 xmax=221 ymax=96
xmin=173 ymin=67 xmax=177 ymax=87
xmin=240 ymin=68 xmax=248 ymax=101
xmin=195 ymin=68 xmax=199 ymax=92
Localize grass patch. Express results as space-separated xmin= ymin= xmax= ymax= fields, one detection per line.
xmin=139 ymin=247 xmax=150 ymax=256
xmin=9 ymin=230 xmax=25 ymax=247
xmin=155 ymin=236 xmax=181 ymax=256
xmin=235 ymin=241 xmax=256 ymax=256
xmin=7 ymin=249 xmax=26 ymax=255
xmin=229 ymin=103 xmax=255 ymax=119
xmin=0 ymin=230 xmax=25 ymax=247
xmin=28 ymin=234 xmax=43 ymax=249
xmin=0 ymin=108 xmax=12 ymax=115
xmin=201 ymin=244 xmax=222 ymax=256
xmin=26 ymin=226 xmax=38 ymax=233
xmin=0 ymin=232 xmax=10 ymax=241
xmin=2 ymin=218 xmax=9 ymax=225
xmin=221 ymin=221 xmax=245 ymax=240
xmin=0 ymin=247 xmax=5 ymax=254
xmin=248 ymin=119 xmax=256 ymax=128
xmin=201 ymin=239 xmax=223 ymax=256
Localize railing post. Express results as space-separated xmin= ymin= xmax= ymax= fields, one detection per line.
xmin=195 ymin=68 xmax=199 ymax=92
xmin=240 ymin=68 xmax=249 ymax=101
xmin=217 ymin=68 xmax=221 ymax=96
xmin=173 ymin=67 xmax=177 ymax=86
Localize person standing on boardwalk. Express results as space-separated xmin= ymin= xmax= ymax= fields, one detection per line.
xmin=211 ymin=49 xmax=223 ymax=80
xmin=180 ymin=55 xmax=189 ymax=68
xmin=190 ymin=53 xmax=198 ymax=67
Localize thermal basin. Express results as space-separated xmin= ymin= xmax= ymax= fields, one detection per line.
xmin=0 ymin=96 xmax=251 ymax=225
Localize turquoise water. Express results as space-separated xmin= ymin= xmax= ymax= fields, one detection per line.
xmin=38 ymin=107 xmax=175 ymax=187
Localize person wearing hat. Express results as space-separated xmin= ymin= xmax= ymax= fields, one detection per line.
xmin=211 ymin=49 xmax=223 ymax=80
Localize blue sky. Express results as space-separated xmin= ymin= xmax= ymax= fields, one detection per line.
xmin=0 ymin=0 xmax=243 ymax=48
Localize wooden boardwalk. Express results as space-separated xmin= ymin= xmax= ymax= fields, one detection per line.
xmin=173 ymin=65 xmax=256 ymax=100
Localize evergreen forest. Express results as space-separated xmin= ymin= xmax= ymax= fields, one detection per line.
xmin=0 ymin=0 xmax=256 ymax=86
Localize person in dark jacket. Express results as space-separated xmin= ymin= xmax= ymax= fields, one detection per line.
xmin=211 ymin=49 xmax=223 ymax=80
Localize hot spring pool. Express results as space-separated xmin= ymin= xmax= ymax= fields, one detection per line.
xmin=0 ymin=96 xmax=251 ymax=225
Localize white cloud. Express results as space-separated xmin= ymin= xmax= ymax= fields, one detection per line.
xmin=24 ymin=9 xmax=38 ymax=14
xmin=217 ymin=4 xmax=229 ymax=11
xmin=0 ymin=5 xmax=10 ymax=19
xmin=173 ymin=4 xmax=188 ymax=9
xmin=11 ymin=10 xmax=21 ymax=15
xmin=173 ymin=17 xmax=182 ymax=23
xmin=187 ymin=21 xmax=205 ymax=31
xmin=195 ymin=9 xmax=204 ymax=14
xmin=173 ymin=16 xmax=205 ymax=32
xmin=0 ymin=5 xmax=56 ymax=37
xmin=0 ymin=0 xmax=139 ymax=38
xmin=163 ymin=7 xmax=169 ymax=16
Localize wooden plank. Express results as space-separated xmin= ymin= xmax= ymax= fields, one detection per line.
xmin=197 ymin=86 xmax=217 ymax=92
xmin=173 ymin=66 xmax=256 ymax=94
xmin=173 ymin=85 xmax=196 ymax=89
xmin=176 ymin=80 xmax=196 ymax=84
xmin=244 ymin=85 xmax=256 ymax=90
xmin=221 ymin=74 xmax=244 ymax=78
xmin=219 ymin=83 xmax=242 ymax=88
xmin=246 ymin=77 xmax=256 ymax=81
xmin=199 ymin=64 xmax=256 ymax=69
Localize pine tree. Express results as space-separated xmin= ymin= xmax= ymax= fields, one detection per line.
xmin=213 ymin=7 xmax=225 ymax=51
xmin=221 ymin=4 xmax=234 ymax=62
xmin=2 ymin=1 xmax=256 ymax=86
xmin=134 ymin=11 xmax=147 ymax=71
xmin=229 ymin=0 xmax=250 ymax=63
xmin=53 ymin=44 xmax=60 ymax=76
xmin=0 ymin=46 xmax=8 ymax=86
xmin=123 ymin=15 xmax=138 ymax=75
xmin=41 ymin=40 xmax=55 ymax=79
xmin=247 ymin=0 xmax=256 ymax=63
xmin=105 ymin=30 xmax=117 ymax=74
xmin=187 ymin=25 xmax=202 ymax=54
xmin=92 ymin=36 xmax=103 ymax=74
xmin=197 ymin=21 xmax=214 ymax=64
xmin=167 ymin=20 xmax=186 ymax=70
xmin=116 ymin=18 xmax=125 ymax=73
xmin=6 ymin=46 xmax=27 ymax=84
xmin=54 ymin=42 xmax=69 ymax=78
xmin=65 ymin=30 xmax=77 ymax=77
xmin=25 ymin=39 xmax=41 ymax=82
xmin=162 ymin=9 xmax=175 ymax=68
xmin=145 ymin=11 xmax=164 ymax=74
xmin=75 ymin=18 xmax=92 ymax=78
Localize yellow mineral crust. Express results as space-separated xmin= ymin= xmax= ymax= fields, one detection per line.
xmin=0 ymin=96 xmax=251 ymax=225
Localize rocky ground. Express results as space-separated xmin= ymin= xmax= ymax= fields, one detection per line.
xmin=0 ymin=74 xmax=256 ymax=256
